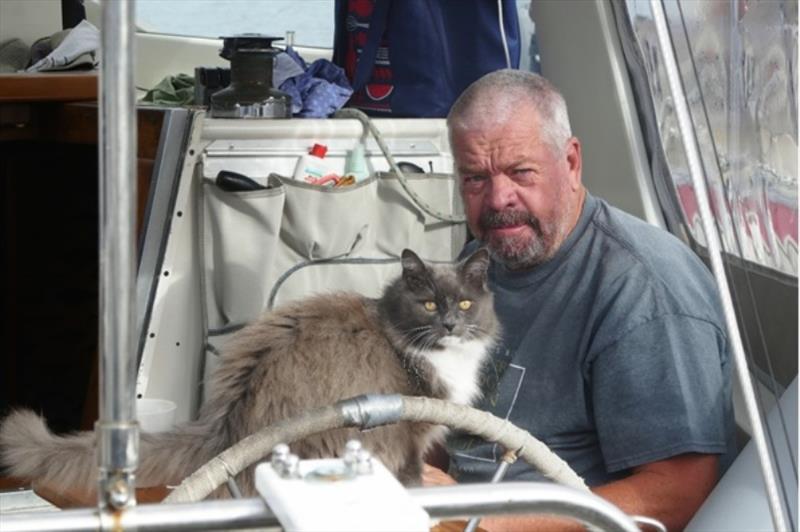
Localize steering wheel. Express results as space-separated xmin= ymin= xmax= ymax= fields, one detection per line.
xmin=164 ymin=394 xmax=588 ymax=503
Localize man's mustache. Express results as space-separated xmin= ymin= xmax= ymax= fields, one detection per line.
xmin=479 ymin=209 xmax=542 ymax=236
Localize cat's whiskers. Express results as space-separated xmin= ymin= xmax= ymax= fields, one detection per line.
xmin=420 ymin=333 xmax=441 ymax=352
xmin=401 ymin=325 xmax=435 ymax=348
xmin=464 ymin=324 xmax=480 ymax=341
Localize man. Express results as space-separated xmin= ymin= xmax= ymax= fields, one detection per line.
xmin=424 ymin=69 xmax=736 ymax=531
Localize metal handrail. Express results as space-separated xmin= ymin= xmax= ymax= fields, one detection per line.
xmin=1 ymin=483 xmax=640 ymax=532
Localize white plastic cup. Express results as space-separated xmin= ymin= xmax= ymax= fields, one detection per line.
xmin=136 ymin=398 xmax=177 ymax=433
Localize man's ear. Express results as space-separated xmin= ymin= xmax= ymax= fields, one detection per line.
xmin=565 ymin=137 xmax=582 ymax=191
xmin=401 ymin=249 xmax=430 ymax=292
xmin=460 ymin=248 xmax=490 ymax=290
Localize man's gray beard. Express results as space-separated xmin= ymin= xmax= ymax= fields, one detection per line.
xmin=478 ymin=199 xmax=573 ymax=270
xmin=486 ymin=228 xmax=556 ymax=270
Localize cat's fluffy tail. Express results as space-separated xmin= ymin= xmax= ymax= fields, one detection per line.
xmin=0 ymin=409 xmax=98 ymax=493
xmin=0 ymin=409 xmax=222 ymax=496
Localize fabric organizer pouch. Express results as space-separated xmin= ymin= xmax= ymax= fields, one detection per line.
xmin=200 ymin=168 xmax=466 ymax=399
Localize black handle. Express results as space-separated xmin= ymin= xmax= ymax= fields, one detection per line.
xmin=396 ymin=161 xmax=425 ymax=174
xmin=215 ymin=170 xmax=267 ymax=192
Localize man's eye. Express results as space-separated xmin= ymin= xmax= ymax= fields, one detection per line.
xmin=461 ymin=175 xmax=487 ymax=191
xmin=509 ymin=168 xmax=536 ymax=185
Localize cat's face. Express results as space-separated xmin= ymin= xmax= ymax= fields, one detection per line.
xmin=381 ymin=249 xmax=498 ymax=350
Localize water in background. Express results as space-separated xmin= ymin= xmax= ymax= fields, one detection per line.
xmin=136 ymin=0 xmax=335 ymax=49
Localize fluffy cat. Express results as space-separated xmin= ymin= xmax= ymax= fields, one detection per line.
xmin=0 ymin=248 xmax=498 ymax=498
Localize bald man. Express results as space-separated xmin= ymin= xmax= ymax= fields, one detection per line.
xmin=424 ymin=70 xmax=736 ymax=531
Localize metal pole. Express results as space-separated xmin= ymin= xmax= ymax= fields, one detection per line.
xmin=411 ymin=483 xmax=640 ymax=531
xmin=648 ymin=1 xmax=788 ymax=530
xmin=1 ymin=483 xmax=640 ymax=532
xmin=464 ymin=449 xmax=517 ymax=532
xmin=97 ymin=0 xmax=139 ymax=517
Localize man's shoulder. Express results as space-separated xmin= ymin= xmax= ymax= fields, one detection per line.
xmin=586 ymin=197 xmax=724 ymax=322
xmin=588 ymin=198 xmax=705 ymax=280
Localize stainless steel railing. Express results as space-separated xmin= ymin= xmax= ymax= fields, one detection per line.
xmin=2 ymin=483 xmax=640 ymax=532
xmin=96 ymin=0 xmax=139 ymax=515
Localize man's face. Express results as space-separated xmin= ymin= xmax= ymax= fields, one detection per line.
xmin=452 ymin=106 xmax=583 ymax=270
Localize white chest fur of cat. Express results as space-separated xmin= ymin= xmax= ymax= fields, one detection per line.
xmin=0 ymin=248 xmax=499 ymax=496
xmin=417 ymin=337 xmax=493 ymax=406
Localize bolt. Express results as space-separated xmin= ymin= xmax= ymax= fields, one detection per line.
xmin=107 ymin=479 xmax=130 ymax=509
xmin=271 ymin=443 xmax=290 ymax=470
xmin=344 ymin=440 xmax=362 ymax=459
xmin=355 ymin=448 xmax=373 ymax=475
xmin=343 ymin=440 xmax=362 ymax=473
xmin=343 ymin=440 xmax=372 ymax=475
xmin=281 ymin=453 xmax=301 ymax=479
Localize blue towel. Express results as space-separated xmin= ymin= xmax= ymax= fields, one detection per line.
xmin=278 ymin=48 xmax=353 ymax=118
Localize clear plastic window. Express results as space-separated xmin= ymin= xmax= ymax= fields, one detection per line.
xmin=625 ymin=0 xmax=798 ymax=277
xmin=135 ymin=0 xmax=335 ymax=49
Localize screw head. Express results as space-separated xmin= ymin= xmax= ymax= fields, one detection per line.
xmin=107 ymin=479 xmax=131 ymax=508
xmin=281 ymin=453 xmax=301 ymax=478
xmin=271 ymin=443 xmax=290 ymax=469
xmin=354 ymin=448 xmax=373 ymax=475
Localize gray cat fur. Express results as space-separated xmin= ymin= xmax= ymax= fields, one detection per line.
xmin=0 ymin=249 xmax=498 ymax=498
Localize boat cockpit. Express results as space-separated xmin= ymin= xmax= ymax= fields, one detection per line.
xmin=0 ymin=1 xmax=797 ymax=531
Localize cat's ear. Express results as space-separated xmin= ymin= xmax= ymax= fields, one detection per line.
xmin=460 ymin=248 xmax=490 ymax=290
xmin=401 ymin=249 xmax=429 ymax=292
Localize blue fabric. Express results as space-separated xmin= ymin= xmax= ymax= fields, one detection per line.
xmin=333 ymin=0 xmax=521 ymax=117
xmin=448 ymin=193 xmax=737 ymax=486
xmin=279 ymin=48 xmax=352 ymax=118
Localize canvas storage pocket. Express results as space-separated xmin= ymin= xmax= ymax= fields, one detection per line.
xmin=201 ymin=168 xmax=465 ymax=329
xmin=277 ymin=174 xmax=379 ymax=260
xmin=375 ymin=172 xmax=465 ymax=261
xmin=202 ymin=177 xmax=285 ymax=329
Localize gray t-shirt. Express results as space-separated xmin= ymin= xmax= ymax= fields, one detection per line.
xmin=449 ymin=193 xmax=736 ymax=486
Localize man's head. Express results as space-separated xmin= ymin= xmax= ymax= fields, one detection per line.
xmin=448 ymin=69 xmax=585 ymax=270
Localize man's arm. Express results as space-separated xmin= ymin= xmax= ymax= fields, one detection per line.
xmin=423 ymin=452 xmax=719 ymax=532
xmin=592 ymin=453 xmax=718 ymax=531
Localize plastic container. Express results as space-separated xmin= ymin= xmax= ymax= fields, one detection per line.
xmin=293 ymin=143 xmax=336 ymax=183
xmin=344 ymin=143 xmax=370 ymax=182
xmin=136 ymin=398 xmax=177 ymax=433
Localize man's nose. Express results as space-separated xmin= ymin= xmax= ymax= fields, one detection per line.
xmin=485 ymin=174 xmax=517 ymax=211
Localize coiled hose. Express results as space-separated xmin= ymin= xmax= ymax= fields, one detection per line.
xmin=164 ymin=394 xmax=587 ymax=503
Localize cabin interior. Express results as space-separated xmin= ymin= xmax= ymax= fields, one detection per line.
xmin=0 ymin=0 xmax=796 ymax=529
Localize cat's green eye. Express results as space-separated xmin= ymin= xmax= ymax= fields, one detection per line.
xmin=424 ymin=301 xmax=437 ymax=311
xmin=458 ymin=300 xmax=473 ymax=311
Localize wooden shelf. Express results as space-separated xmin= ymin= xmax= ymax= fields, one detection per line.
xmin=0 ymin=71 xmax=98 ymax=102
